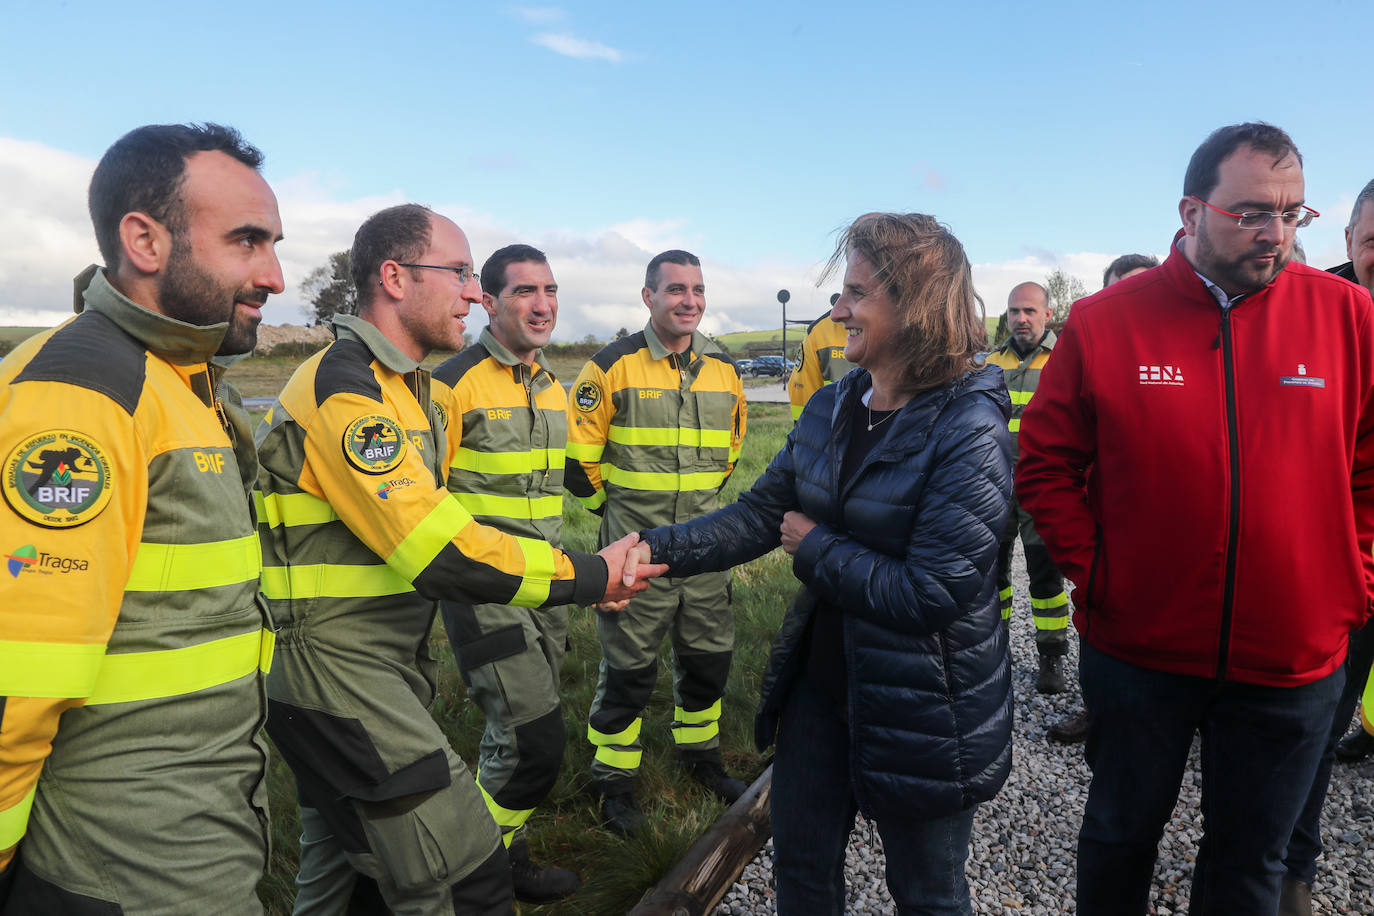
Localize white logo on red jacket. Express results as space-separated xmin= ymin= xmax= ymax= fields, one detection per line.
xmin=1281 ymin=363 xmax=1325 ymax=388
xmin=1139 ymin=365 xmax=1185 ymax=386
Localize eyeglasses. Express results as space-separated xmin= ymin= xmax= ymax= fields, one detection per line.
xmin=396 ymin=263 xmax=479 ymax=284
xmin=1190 ymin=196 xmax=1319 ymax=230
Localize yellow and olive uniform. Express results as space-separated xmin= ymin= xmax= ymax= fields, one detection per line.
xmin=986 ymin=330 xmax=1069 ymax=653
xmin=430 ymin=328 xmax=569 ymax=849
xmin=787 ymin=310 xmax=856 ymax=421
xmin=0 ymin=268 xmax=271 ymax=914
xmin=256 ymin=315 xmax=606 ymax=914
xmin=565 ymin=325 xmax=746 ymax=786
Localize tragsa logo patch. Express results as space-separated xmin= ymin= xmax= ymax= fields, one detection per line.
xmin=3 ymin=430 xmax=113 ymax=528
xmin=5 ymin=544 xmax=37 ymax=577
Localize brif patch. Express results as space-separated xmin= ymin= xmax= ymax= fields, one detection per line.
xmin=575 ymin=381 xmax=601 ymax=412
xmin=3 ymin=429 xmax=113 ymax=528
xmin=343 ymin=415 xmax=407 ymax=475
xmin=430 ymin=399 xmax=449 ymax=431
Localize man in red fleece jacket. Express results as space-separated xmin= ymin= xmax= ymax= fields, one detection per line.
xmin=1018 ymin=123 xmax=1374 ymax=916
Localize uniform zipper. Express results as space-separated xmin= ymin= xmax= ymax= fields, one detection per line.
xmin=1216 ymin=309 xmax=1242 ymax=679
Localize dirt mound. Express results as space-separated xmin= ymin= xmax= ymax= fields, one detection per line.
xmin=253 ymin=323 xmax=333 ymax=356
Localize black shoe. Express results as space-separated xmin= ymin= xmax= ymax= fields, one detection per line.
xmin=1278 ymin=875 xmax=1313 ymax=916
xmin=1334 ymin=726 xmax=1374 ymax=762
xmin=599 ymin=787 xmax=647 ymax=836
xmin=1048 ymin=707 xmax=1091 ymax=744
xmin=686 ymin=759 xmax=747 ymax=804
xmin=1036 ymin=654 xmax=1069 ymax=694
xmin=508 ymin=837 xmax=580 ymax=904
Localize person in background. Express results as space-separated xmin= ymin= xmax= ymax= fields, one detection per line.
xmin=787 ymin=291 xmax=857 ymax=420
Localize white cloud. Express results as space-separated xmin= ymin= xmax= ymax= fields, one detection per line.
xmin=530 ymin=32 xmax=623 ymax=62
xmin=513 ymin=6 xmax=564 ymax=24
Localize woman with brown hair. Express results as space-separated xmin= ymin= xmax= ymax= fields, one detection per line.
xmin=637 ymin=212 xmax=1014 ymax=913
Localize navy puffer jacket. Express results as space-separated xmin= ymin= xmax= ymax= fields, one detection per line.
xmin=641 ymin=364 xmax=1014 ymax=821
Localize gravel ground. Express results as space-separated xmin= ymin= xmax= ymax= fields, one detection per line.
xmin=715 ymin=550 xmax=1374 ymax=914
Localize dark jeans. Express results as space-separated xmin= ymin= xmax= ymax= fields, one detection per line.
xmin=772 ymin=674 xmax=977 ymax=916
xmin=1285 ymin=616 xmax=1374 ymax=882
xmin=1077 ymin=642 xmax=1342 ymax=916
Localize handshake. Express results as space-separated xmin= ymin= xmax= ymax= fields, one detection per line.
xmin=594 ymin=534 xmax=663 ymax=611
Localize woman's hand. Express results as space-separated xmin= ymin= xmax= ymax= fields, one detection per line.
xmin=780 ymin=511 xmax=817 ymax=555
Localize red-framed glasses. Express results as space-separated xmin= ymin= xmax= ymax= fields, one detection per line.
xmin=1190 ymin=196 xmax=1320 ymax=230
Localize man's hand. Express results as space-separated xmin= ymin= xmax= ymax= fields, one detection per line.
xmin=597 ymin=534 xmax=667 ymax=609
xmin=780 ymin=510 xmax=817 ymax=555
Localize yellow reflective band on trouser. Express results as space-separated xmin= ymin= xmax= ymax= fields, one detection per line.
xmin=1032 ymin=592 xmax=1070 ymax=630
xmin=1361 ymin=667 xmax=1374 ymax=730
xmin=0 ymin=640 xmax=106 ymax=697
xmin=388 ymin=497 xmax=472 ymax=583
xmin=0 ymin=784 xmax=37 ymax=850
xmin=607 ymin=425 xmax=732 ymax=448
xmin=1008 ymin=418 xmax=1021 ymax=433
xmin=124 ymin=535 xmax=262 ymax=592
xmin=451 ymin=448 xmax=564 ymax=475
xmin=999 ymin=586 xmax=1013 ymax=602
xmin=254 ymin=490 xmax=337 ymax=528
xmin=1008 ymin=390 xmax=1035 ymax=406
xmin=601 ymin=465 xmax=729 ymax=492
xmin=565 ymin=441 xmax=604 ymax=462
xmin=510 ymin=537 xmax=556 ymax=607
xmin=477 ymin=778 xmax=533 ymax=846
xmin=588 ymin=717 xmax=643 ymax=771
xmin=85 ymin=628 xmax=275 ymax=705
xmin=260 ymin=564 xmax=413 ymax=599
xmin=672 ymin=701 xmax=721 ymax=746
xmin=454 ymin=492 xmax=563 ymax=522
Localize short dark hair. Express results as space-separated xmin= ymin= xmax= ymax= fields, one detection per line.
xmin=88 ymin=123 xmax=264 ymax=270
xmin=1183 ymin=122 xmax=1302 ymax=200
xmin=1102 ymin=253 xmax=1160 ymax=288
xmin=350 ymin=204 xmax=434 ymax=307
xmin=481 ymin=244 xmax=548 ymax=297
xmin=644 ymin=249 xmax=700 ymax=291
xmin=1349 ymin=179 xmax=1374 ymax=232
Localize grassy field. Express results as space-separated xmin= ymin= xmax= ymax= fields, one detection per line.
xmin=255 ymin=400 xmax=797 ymax=914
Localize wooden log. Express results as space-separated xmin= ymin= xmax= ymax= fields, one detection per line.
xmin=629 ymin=764 xmax=773 ymax=916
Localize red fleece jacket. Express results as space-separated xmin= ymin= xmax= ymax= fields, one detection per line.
xmin=1017 ymin=236 xmax=1374 ymax=686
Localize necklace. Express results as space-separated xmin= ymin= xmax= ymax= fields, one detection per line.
xmin=867 ymin=404 xmax=898 ymax=432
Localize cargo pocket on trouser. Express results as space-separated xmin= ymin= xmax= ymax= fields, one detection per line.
xmin=352 ymin=759 xmax=502 ymax=896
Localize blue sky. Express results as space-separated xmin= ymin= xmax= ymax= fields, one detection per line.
xmin=2 ymin=0 xmax=1369 ymax=338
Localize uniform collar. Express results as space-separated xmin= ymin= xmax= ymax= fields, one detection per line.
xmin=331 ymin=313 xmax=421 ymax=375
xmin=74 ymin=265 xmax=229 ymax=365
xmin=997 ymin=328 xmax=1056 ymax=357
xmin=478 ymin=326 xmax=551 ymax=377
xmin=643 ymin=321 xmax=712 ymax=363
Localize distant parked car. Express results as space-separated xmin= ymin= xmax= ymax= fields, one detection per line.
xmin=750 ymin=355 xmax=793 ymax=377
xmin=734 ymin=358 xmax=757 ymax=376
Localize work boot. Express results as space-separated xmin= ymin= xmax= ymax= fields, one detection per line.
xmin=1278 ymin=875 xmax=1313 ymax=916
xmin=1048 ymin=707 xmax=1091 ymax=744
xmin=685 ymin=758 xmax=747 ymax=804
xmin=1035 ymin=653 xmax=1069 ymax=694
xmin=1334 ymin=726 xmax=1374 ymax=762
xmin=508 ymin=836 xmax=579 ymax=904
xmin=598 ymin=783 xmax=647 ymax=836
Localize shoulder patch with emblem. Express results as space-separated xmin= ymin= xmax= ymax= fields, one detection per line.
xmin=342 ymin=415 xmax=407 ymax=475
xmin=3 ymin=430 xmax=114 ymax=528
xmin=430 ymin=399 xmax=449 ymax=430
xmin=575 ymin=381 xmax=601 ymax=412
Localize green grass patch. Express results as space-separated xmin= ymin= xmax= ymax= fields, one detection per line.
xmin=258 ymin=404 xmax=797 ymax=913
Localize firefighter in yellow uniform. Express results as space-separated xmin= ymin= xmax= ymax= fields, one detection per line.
xmin=430 ymin=244 xmax=579 ymax=903
xmin=565 ymin=250 xmax=747 ymax=834
xmin=0 ymin=124 xmax=282 ymax=913
xmin=257 ymin=206 xmax=655 ymax=915
xmin=986 ymin=281 xmax=1071 ymax=694
xmin=787 ymin=300 xmax=857 ymax=421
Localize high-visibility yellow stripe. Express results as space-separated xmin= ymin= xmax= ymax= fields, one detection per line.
xmin=1362 ymin=667 xmax=1374 ymax=723
xmin=0 ymin=785 xmax=37 ymax=849
xmin=577 ymin=489 xmax=607 ymax=511
xmin=0 ymin=640 xmax=106 ymax=698
xmin=675 ymin=700 xmax=721 ymax=725
xmin=790 ymin=404 xmax=804 ymax=420
xmin=1031 ymin=592 xmax=1070 ymax=610
xmin=477 ymin=779 xmax=533 ymax=841
xmin=1033 ymin=616 xmax=1070 ymax=631
xmin=1008 ymin=418 xmax=1021 ymax=433
xmin=388 ymin=498 xmax=472 ymax=583
xmin=602 ymin=465 xmax=728 ymax=492
xmin=125 ymin=536 xmax=261 ymax=592
xmin=86 ymin=628 xmax=274 ymax=705
xmin=511 ymin=538 xmax=556 ymax=608
xmin=588 ymin=717 xmax=641 ymax=746
xmin=254 ymin=490 xmax=337 ymax=528
xmin=593 ymin=746 xmax=643 ymax=770
xmin=260 ymin=563 xmax=413 ymax=599
xmin=451 ymin=448 xmax=564 ymax=475
xmin=607 ymin=426 xmax=732 ymax=448
xmin=671 ymin=721 xmax=719 ymax=745
xmin=1001 ymin=605 xmax=1014 ymax=622
xmin=566 ymin=441 xmax=604 ymax=462
xmin=999 ymin=586 xmax=1014 ymax=601
xmin=454 ymin=493 xmax=563 ymax=521
xmin=1008 ymin=390 xmax=1035 ymax=405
